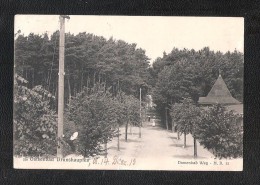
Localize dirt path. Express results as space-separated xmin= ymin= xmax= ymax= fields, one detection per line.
xmin=107 ymin=120 xmax=215 ymax=160
xmin=60 ymin=120 xmax=242 ymax=170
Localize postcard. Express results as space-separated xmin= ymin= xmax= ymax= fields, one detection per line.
xmin=14 ymin=15 xmax=243 ymax=170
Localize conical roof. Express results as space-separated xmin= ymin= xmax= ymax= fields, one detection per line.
xmin=198 ymin=74 xmax=240 ymax=105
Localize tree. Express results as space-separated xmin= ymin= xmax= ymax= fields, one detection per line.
xmin=14 ymin=74 xmax=57 ymax=157
xmin=112 ymin=91 xmax=126 ymax=151
xmin=119 ymin=93 xmax=141 ymax=141
xmin=195 ymin=104 xmax=243 ymax=159
xmin=170 ymin=98 xmax=201 ymax=155
xmin=67 ymin=84 xmax=123 ymax=157
xmin=15 ymin=31 xmax=151 ymax=110
xmin=151 ymin=48 xmax=243 ymax=128
xmin=152 ymin=62 xmax=197 ymax=129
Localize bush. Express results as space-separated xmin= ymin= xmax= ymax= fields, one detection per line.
xmin=196 ymin=104 xmax=243 ymax=159
xmin=14 ymin=75 xmax=57 ymax=157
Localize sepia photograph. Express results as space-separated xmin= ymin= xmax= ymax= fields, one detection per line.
xmin=13 ymin=15 xmax=243 ymax=170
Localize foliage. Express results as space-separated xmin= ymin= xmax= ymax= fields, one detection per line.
xmin=118 ymin=92 xmax=141 ymax=141
xmin=170 ymin=100 xmax=243 ymax=158
xmin=14 ymin=31 xmax=149 ymax=157
xmin=151 ymin=47 xmax=243 ymax=127
xmin=67 ymin=84 xmax=125 ymax=157
xmin=170 ymin=99 xmax=201 ymax=135
xmin=120 ymin=92 xmax=141 ymax=126
xmin=170 ymin=99 xmax=201 ymax=147
xmin=14 ymin=74 xmax=57 ymax=156
xmin=195 ymin=104 xmax=243 ymax=159
xmin=14 ymin=32 xmax=150 ymax=110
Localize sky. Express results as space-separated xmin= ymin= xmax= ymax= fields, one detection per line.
xmin=15 ymin=15 xmax=244 ymax=62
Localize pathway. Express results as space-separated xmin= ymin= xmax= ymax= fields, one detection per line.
xmin=105 ymin=120 xmax=220 ymax=170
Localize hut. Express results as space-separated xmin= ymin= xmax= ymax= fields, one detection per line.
xmin=198 ymin=74 xmax=241 ymax=105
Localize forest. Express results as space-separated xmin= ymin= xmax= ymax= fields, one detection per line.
xmin=14 ymin=31 xmax=243 ymax=158
xmin=15 ymin=31 xmax=151 ymax=109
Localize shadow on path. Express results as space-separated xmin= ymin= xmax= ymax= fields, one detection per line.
xmin=120 ymin=138 xmax=141 ymax=143
xmin=146 ymin=126 xmax=164 ymax=131
xmin=169 ymin=143 xmax=193 ymax=148
xmin=108 ymin=146 xmax=126 ymax=151
xmin=124 ymin=132 xmax=139 ymax=136
xmin=168 ymin=136 xmax=178 ymax=140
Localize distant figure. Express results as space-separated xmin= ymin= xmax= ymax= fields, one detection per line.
xmin=148 ymin=116 xmax=151 ymax=122
xmin=152 ymin=118 xmax=155 ymax=127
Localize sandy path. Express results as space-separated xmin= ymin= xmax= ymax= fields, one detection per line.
xmin=107 ymin=120 xmax=215 ymax=161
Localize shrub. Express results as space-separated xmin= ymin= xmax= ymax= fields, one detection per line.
xmin=14 ymin=74 xmax=57 ymax=157
xmin=196 ymin=104 xmax=243 ymax=159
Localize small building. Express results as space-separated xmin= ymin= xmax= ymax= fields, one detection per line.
xmin=198 ymin=74 xmax=241 ymax=105
xmin=198 ymin=74 xmax=243 ymax=117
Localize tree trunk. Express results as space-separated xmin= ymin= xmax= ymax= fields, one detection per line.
xmin=184 ymin=133 xmax=186 ymax=148
xmin=22 ymin=61 xmax=24 ymax=77
xmin=68 ymin=75 xmax=71 ymax=111
xmin=87 ymin=71 xmax=89 ymax=89
xmin=84 ymin=147 xmax=87 ymax=158
xmin=55 ymin=85 xmax=58 ymax=112
xmin=105 ymin=140 xmax=108 ymax=158
xmin=104 ymin=76 xmax=107 ymax=89
xmin=74 ymin=81 xmax=77 ymax=96
xmin=25 ymin=68 xmax=28 ymax=80
xmin=194 ymin=136 xmax=197 ymax=158
xmin=46 ymin=69 xmax=49 ymax=89
xmin=41 ymin=72 xmax=44 ymax=88
xmin=125 ymin=119 xmax=128 ymax=141
xmin=80 ymin=70 xmax=84 ymax=92
xmin=171 ymin=120 xmax=174 ymax=132
xmin=144 ymin=107 xmax=147 ymax=122
xmin=117 ymin=125 xmax=120 ymax=151
xmin=118 ymin=79 xmax=120 ymax=94
xmin=112 ymin=85 xmax=114 ymax=96
xmin=165 ymin=108 xmax=168 ymax=130
xmin=25 ymin=68 xmax=28 ymax=88
xmin=46 ymin=69 xmax=50 ymax=91
xmin=54 ymin=85 xmax=57 ymax=97
xmin=177 ymin=131 xmax=180 ymax=140
xmin=32 ymin=69 xmax=34 ymax=87
xmin=52 ymin=82 xmax=55 ymax=95
xmin=93 ymin=71 xmax=96 ymax=85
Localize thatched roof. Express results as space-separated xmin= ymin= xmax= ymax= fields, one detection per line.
xmin=198 ymin=74 xmax=241 ymax=105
